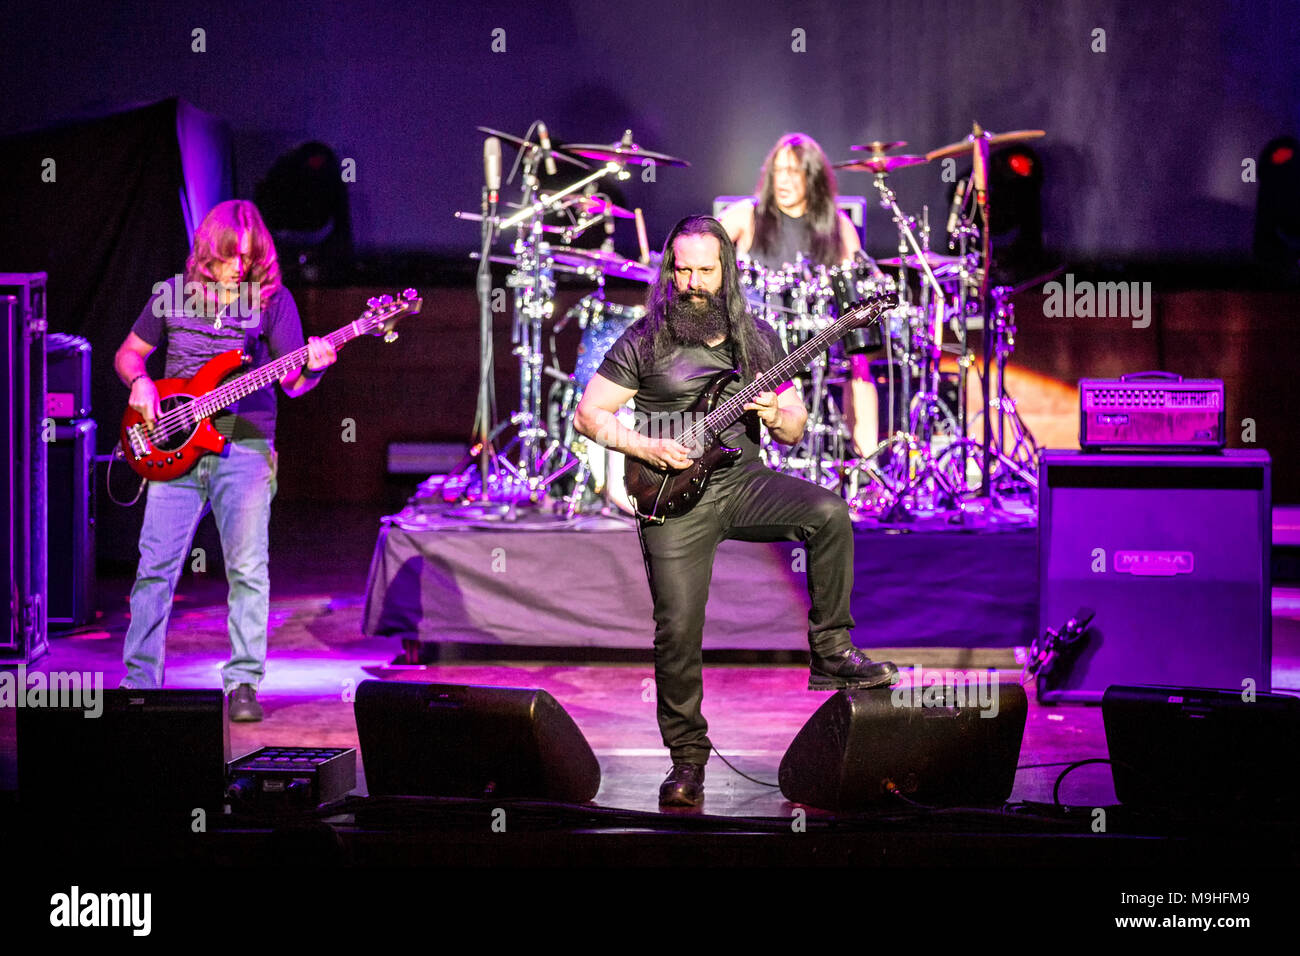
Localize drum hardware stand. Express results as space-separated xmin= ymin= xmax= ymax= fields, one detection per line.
xmin=453 ymin=132 xmax=627 ymax=508
xmin=869 ymin=173 xmax=960 ymax=520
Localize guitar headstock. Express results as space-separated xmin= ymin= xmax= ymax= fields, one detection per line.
xmin=842 ymin=291 xmax=896 ymax=328
xmin=361 ymin=289 xmax=422 ymax=342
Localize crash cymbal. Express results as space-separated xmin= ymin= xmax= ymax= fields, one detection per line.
xmin=476 ymin=126 xmax=591 ymax=169
xmin=850 ymin=140 xmax=908 ymax=154
xmin=925 ymin=128 xmax=1045 ymax=162
xmin=563 ymin=139 xmax=689 ymax=167
xmin=834 ymin=155 xmax=929 ymax=174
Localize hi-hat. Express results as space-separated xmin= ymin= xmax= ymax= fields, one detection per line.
xmin=834 ymin=155 xmax=929 ymax=174
xmin=877 ymin=251 xmax=964 ymax=271
xmin=476 ymin=125 xmax=591 ymax=169
xmin=570 ymin=195 xmax=635 ymax=219
xmin=564 ymin=139 xmax=689 ymax=167
xmin=925 ymin=128 xmax=1046 ymax=162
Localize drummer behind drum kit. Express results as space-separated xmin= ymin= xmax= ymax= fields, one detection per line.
xmin=440 ymin=121 xmax=1048 ymax=524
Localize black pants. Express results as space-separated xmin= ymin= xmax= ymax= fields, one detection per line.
xmin=635 ymin=460 xmax=855 ymax=765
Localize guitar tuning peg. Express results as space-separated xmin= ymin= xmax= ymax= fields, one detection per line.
xmin=402 ymin=288 xmax=418 ymax=301
xmin=380 ymin=294 xmax=394 ymax=305
xmin=384 ymin=331 xmax=399 ymax=343
xmin=366 ymin=296 xmax=380 ymax=309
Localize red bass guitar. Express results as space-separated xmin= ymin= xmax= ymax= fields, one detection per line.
xmin=120 ymin=290 xmax=421 ymax=480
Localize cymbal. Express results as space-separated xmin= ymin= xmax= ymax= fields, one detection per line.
xmin=476 ymin=126 xmax=591 ymax=169
xmin=548 ymin=247 xmax=659 ymax=283
xmin=469 ymin=251 xmax=585 ymax=276
xmin=563 ymin=140 xmax=689 ymax=167
xmin=834 ymin=155 xmax=929 ymax=174
xmin=850 ymin=140 xmax=907 ymax=154
xmin=454 ymin=210 xmax=570 ymax=234
xmin=571 ymin=195 xmax=635 ymax=219
xmin=877 ymin=251 xmax=964 ymax=271
xmin=925 ymin=129 xmax=1046 ymax=162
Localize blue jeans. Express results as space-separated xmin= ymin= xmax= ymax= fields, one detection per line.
xmin=121 ymin=438 xmax=277 ymax=692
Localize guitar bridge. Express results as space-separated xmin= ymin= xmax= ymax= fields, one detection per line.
xmin=127 ymin=423 xmax=151 ymax=458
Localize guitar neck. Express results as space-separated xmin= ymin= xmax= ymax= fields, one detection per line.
xmin=190 ymin=322 xmax=363 ymax=419
xmin=686 ymin=303 xmax=883 ymax=442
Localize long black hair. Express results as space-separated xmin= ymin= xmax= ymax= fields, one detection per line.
xmin=750 ymin=132 xmax=843 ymax=266
xmin=641 ymin=215 xmax=775 ymax=380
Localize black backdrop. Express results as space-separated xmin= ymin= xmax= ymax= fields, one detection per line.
xmin=2 ymin=0 xmax=1296 ymax=263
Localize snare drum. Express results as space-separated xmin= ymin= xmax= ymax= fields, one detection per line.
xmin=571 ymin=296 xmax=646 ymax=389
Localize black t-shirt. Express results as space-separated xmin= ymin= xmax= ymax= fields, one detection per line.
xmin=595 ymin=316 xmax=787 ymax=466
xmin=131 ymin=276 xmax=305 ymax=442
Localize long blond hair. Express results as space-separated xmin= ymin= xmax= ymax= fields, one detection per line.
xmin=184 ymin=199 xmax=282 ymax=306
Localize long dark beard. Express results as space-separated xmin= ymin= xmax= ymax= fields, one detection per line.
xmin=666 ymin=290 xmax=729 ymax=346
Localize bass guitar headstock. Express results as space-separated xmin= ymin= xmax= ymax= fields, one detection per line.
xmin=362 ymin=289 xmax=422 ymax=343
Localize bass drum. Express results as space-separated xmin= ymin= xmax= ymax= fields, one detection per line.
xmin=546 ymin=378 xmax=636 ymax=515
xmin=571 ymin=297 xmax=646 ymax=389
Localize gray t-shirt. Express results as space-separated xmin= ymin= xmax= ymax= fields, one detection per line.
xmin=131 ymin=276 xmax=305 ymax=442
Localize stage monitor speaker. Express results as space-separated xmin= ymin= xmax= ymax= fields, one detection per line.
xmin=354 ymin=680 xmax=601 ymax=802
xmin=1038 ymin=450 xmax=1271 ymax=703
xmin=1103 ymin=684 xmax=1300 ymax=814
xmin=17 ymin=688 xmax=231 ymax=816
xmin=779 ymin=681 xmax=1027 ymax=811
xmin=47 ymin=419 xmax=96 ymax=628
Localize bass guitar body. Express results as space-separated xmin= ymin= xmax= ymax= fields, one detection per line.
xmin=119 ymin=349 xmax=246 ymax=481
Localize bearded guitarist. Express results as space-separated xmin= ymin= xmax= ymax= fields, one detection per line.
xmin=113 ymin=199 xmax=336 ymax=721
xmin=574 ymin=215 xmax=898 ymax=810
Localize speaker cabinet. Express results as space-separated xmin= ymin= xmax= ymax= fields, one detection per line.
xmin=354 ymin=681 xmax=601 ymax=802
xmin=45 ymin=332 xmax=92 ymax=418
xmin=779 ymin=682 xmax=1027 ymax=811
xmin=47 ymin=419 xmax=96 ymax=628
xmin=1038 ymin=450 xmax=1271 ymax=702
xmin=17 ymin=688 xmax=230 ymax=816
xmin=1103 ymin=684 xmax=1300 ymax=814
xmin=2 ymin=273 xmax=48 ymax=663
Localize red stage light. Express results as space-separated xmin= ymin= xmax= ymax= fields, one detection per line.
xmin=1270 ymin=146 xmax=1294 ymax=165
xmin=1009 ymin=154 xmax=1034 ymax=177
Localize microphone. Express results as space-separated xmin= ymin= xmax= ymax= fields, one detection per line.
xmin=946 ymin=178 xmax=968 ymax=236
xmin=537 ymin=121 xmax=558 ymax=177
xmin=483 ymin=136 xmax=502 ymax=205
xmin=972 ymin=135 xmax=989 ymax=201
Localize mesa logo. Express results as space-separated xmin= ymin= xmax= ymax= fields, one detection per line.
xmin=1114 ymin=550 xmax=1194 ymax=576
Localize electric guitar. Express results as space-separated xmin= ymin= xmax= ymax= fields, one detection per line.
xmin=120 ymin=290 xmax=421 ymax=480
xmin=623 ymin=295 xmax=893 ymax=523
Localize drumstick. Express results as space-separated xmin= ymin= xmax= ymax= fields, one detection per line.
xmin=634 ymin=208 xmax=650 ymax=264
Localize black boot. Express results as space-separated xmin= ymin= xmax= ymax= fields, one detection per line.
xmin=809 ymin=647 xmax=899 ymax=691
xmin=658 ymin=762 xmax=705 ymax=809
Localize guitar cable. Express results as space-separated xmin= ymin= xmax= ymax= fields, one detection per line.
xmin=104 ymin=448 xmax=147 ymax=507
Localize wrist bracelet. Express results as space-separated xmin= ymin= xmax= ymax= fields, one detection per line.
xmin=129 ymin=374 xmax=147 ymax=388
xmin=301 ymin=365 xmax=325 ymax=380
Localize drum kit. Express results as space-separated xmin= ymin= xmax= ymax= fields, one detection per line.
xmin=441 ymin=120 xmax=1046 ymax=523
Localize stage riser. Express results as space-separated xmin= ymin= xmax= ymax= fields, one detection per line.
xmin=363 ymin=521 xmax=1038 ymax=650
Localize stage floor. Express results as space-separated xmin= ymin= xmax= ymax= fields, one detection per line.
xmin=3 ymin=503 xmax=1298 ymax=878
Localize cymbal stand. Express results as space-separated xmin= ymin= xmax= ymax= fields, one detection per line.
xmin=456 ymin=143 xmax=621 ymax=507
xmin=868 ymin=172 xmax=960 ymax=520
